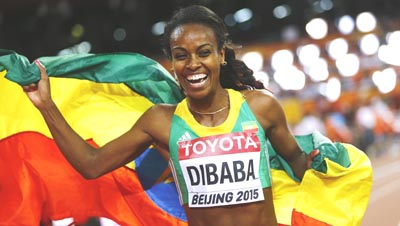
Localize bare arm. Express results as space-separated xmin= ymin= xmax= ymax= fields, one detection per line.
xmin=23 ymin=60 xmax=166 ymax=179
xmin=245 ymin=90 xmax=315 ymax=180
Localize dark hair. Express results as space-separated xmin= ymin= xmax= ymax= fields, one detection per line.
xmin=162 ymin=5 xmax=264 ymax=90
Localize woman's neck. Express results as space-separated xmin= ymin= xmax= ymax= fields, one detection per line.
xmin=187 ymin=89 xmax=229 ymax=115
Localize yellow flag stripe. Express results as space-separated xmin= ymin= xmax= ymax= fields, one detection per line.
xmin=1 ymin=70 xmax=153 ymax=146
xmin=293 ymin=143 xmax=372 ymax=225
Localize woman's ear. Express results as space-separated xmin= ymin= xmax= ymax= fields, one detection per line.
xmin=220 ymin=47 xmax=226 ymax=65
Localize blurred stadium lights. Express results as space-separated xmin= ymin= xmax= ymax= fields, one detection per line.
xmin=306 ymin=58 xmax=330 ymax=82
xmin=113 ymin=27 xmax=127 ymax=41
xmin=273 ymin=4 xmax=291 ymax=19
xmin=359 ymin=33 xmax=380 ymax=55
xmin=151 ymin=21 xmax=166 ymax=36
xmin=297 ymin=44 xmax=320 ymax=67
xmin=241 ymin=51 xmax=263 ymax=72
xmin=326 ymin=38 xmax=349 ymax=60
xmin=336 ymin=53 xmax=360 ymax=77
xmin=325 ymin=77 xmax=341 ymax=102
xmin=356 ymin=12 xmax=377 ymax=33
xmin=336 ymin=15 xmax=355 ymax=35
xmin=379 ymin=31 xmax=400 ymax=66
xmin=253 ymin=71 xmax=270 ymax=88
xmin=306 ymin=18 xmax=329 ymax=39
xmin=273 ymin=66 xmax=306 ymax=91
xmin=270 ymin=49 xmax=294 ymax=71
xmin=233 ymin=8 xmax=253 ymax=24
xmin=233 ymin=7 xmax=399 ymax=102
xmin=1 ymin=0 xmax=399 ymax=102
xmin=372 ymin=68 xmax=397 ymax=94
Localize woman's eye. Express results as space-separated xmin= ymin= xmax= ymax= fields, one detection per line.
xmin=174 ymin=54 xmax=186 ymax=60
xmin=199 ymin=50 xmax=211 ymax=57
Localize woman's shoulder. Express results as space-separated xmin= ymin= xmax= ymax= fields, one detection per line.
xmin=139 ymin=103 xmax=177 ymax=135
xmin=137 ymin=104 xmax=177 ymax=128
xmin=146 ymin=103 xmax=177 ymax=116
xmin=239 ymin=89 xmax=283 ymax=117
xmin=240 ymin=89 xmax=277 ymax=104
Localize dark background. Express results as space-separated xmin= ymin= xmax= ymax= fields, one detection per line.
xmin=1 ymin=0 xmax=399 ymax=60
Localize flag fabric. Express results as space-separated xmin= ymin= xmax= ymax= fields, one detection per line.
xmin=0 ymin=50 xmax=186 ymax=226
xmin=0 ymin=49 xmax=182 ymax=104
xmin=0 ymin=50 xmax=372 ymax=226
xmin=269 ymin=132 xmax=373 ymax=226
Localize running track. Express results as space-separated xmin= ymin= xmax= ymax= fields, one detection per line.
xmin=361 ymin=150 xmax=400 ymax=226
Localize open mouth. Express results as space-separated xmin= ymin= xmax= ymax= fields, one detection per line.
xmin=186 ymin=73 xmax=208 ymax=84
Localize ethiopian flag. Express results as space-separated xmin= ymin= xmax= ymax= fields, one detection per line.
xmin=0 ymin=50 xmax=372 ymax=226
xmin=269 ymin=132 xmax=373 ymax=226
xmin=0 ymin=50 xmax=186 ymax=226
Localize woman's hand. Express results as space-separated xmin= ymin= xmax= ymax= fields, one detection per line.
xmin=22 ymin=60 xmax=53 ymax=110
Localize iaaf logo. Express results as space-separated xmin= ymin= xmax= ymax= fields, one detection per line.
xmin=178 ymin=131 xmax=260 ymax=160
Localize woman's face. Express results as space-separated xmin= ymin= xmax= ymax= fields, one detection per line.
xmin=169 ymin=23 xmax=225 ymax=99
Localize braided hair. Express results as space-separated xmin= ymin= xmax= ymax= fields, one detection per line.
xmin=162 ymin=5 xmax=264 ymax=90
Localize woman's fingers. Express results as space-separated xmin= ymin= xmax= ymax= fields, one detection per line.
xmin=307 ymin=149 xmax=320 ymax=168
xmin=35 ymin=59 xmax=48 ymax=80
xmin=21 ymin=60 xmax=46 ymax=93
xmin=309 ymin=149 xmax=320 ymax=159
xmin=22 ymin=83 xmax=38 ymax=92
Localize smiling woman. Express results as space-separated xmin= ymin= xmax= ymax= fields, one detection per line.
xmin=13 ymin=4 xmax=372 ymax=226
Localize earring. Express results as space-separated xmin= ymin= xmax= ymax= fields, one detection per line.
xmin=221 ymin=61 xmax=227 ymax=66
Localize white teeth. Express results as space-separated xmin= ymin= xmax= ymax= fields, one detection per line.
xmin=187 ymin=74 xmax=207 ymax=81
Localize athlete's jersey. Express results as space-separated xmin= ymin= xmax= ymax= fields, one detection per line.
xmin=169 ymin=89 xmax=271 ymax=208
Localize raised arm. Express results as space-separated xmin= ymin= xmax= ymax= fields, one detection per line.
xmin=22 ymin=60 xmax=163 ymax=179
xmin=245 ymin=90 xmax=318 ymax=180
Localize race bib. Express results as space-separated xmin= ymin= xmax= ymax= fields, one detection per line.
xmin=178 ymin=131 xmax=264 ymax=207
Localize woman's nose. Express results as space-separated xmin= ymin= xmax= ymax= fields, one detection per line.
xmin=186 ymin=56 xmax=201 ymax=70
